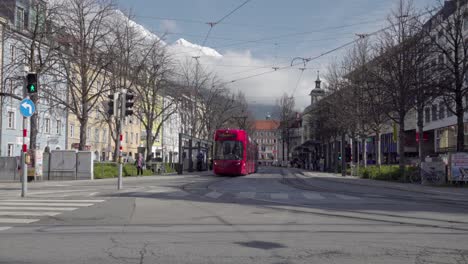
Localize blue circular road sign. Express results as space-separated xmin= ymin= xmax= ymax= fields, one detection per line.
xmin=19 ymin=98 xmax=36 ymax=117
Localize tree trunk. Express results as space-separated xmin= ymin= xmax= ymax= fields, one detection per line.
xmin=456 ymin=96 xmax=465 ymax=151
xmin=417 ymin=105 xmax=424 ymax=164
xmin=398 ymin=115 xmax=406 ymax=180
xmin=341 ymin=132 xmax=346 ymax=176
xmin=363 ymin=137 xmax=367 ymax=168
xmin=377 ymin=131 xmax=381 ymax=167
xmin=79 ymin=117 xmax=87 ymax=151
xmin=29 ymin=93 xmax=39 ymax=152
xmin=146 ymin=129 xmax=153 ymax=162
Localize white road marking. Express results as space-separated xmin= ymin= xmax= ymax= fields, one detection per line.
xmin=205 ymin=191 xmax=223 ymax=199
xmin=0 ymin=211 xmax=60 ymax=217
xmin=27 ymin=189 xmax=94 ymax=195
xmin=270 ymin=193 xmax=289 ymax=200
xmin=87 ymin=192 xmax=99 ymax=197
xmin=0 ymin=202 xmax=94 ymax=207
xmin=237 ymin=192 xmax=256 ymax=199
xmin=0 ymin=206 xmax=77 ymax=211
xmin=0 ymin=227 xmax=12 ymax=232
xmin=4 ymin=199 xmax=105 ymax=203
xmin=0 ymin=218 xmax=39 ymax=224
xmin=167 ymin=191 xmax=189 ymax=197
xmin=335 ymin=194 xmax=361 ymax=200
xmin=302 ymin=192 xmax=325 ymax=200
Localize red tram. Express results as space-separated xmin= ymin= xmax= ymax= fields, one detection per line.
xmin=213 ymin=129 xmax=258 ymax=176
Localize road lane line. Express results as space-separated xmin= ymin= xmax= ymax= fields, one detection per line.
xmin=335 ymin=194 xmax=361 ymax=200
xmin=270 ymin=193 xmax=289 ymax=200
xmin=3 ymin=199 xmax=105 ymax=203
xmin=0 ymin=227 xmax=12 ymax=231
xmin=237 ymin=192 xmax=256 ymax=199
xmin=0 ymin=202 xmax=94 ymax=207
xmin=0 ymin=211 xmax=60 ymax=216
xmin=205 ymin=191 xmax=223 ymax=199
xmin=302 ymin=192 xmax=325 ymax=200
xmin=0 ymin=206 xmax=77 ymax=211
xmin=0 ymin=218 xmax=39 ymax=224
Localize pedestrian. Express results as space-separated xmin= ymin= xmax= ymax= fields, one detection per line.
xmin=135 ymin=153 xmax=144 ymax=176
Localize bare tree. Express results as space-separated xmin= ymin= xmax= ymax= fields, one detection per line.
xmin=51 ymin=0 xmax=115 ymax=150
xmin=371 ymin=0 xmax=423 ymax=176
xmin=133 ymin=46 xmax=176 ymax=162
xmin=276 ymin=93 xmax=295 ymax=161
xmin=1 ymin=0 xmax=63 ymax=151
xmin=103 ymin=10 xmax=166 ymax=161
xmin=423 ymin=0 xmax=468 ymax=151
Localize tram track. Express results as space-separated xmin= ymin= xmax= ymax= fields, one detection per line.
xmin=179 ymin=169 xmax=468 ymax=232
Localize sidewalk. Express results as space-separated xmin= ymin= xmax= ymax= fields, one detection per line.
xmin=291 ymin=168 xmax=468 ymax=197
xmin=0 ymin=170 xmax=214 ymax=190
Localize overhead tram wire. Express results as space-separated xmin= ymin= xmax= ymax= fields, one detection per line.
xmin=222 ymin=8 xmax=436 ymax=86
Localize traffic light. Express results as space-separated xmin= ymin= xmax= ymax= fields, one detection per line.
xmin=107 ymin=93 xmax=118 ymax=116
xmin=26 ymin=73 xmax=38 ymax=93
xmin=124 ymin=90 xmax=134 ymax=116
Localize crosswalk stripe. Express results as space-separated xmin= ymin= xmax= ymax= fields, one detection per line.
xmin=0 ymin=227 xmax=12 ymax=231
xmin=0 ymin=211 xmax=60 ymax=217
xmin=335 ymin=194 xmax=361 ymax=200
xmin=302 ymin=192 xmax=325 ymax=200
xmin=27 ymin=190 xmax=94 ymax=195
xmin=270 ymin=193 xmax=289 ymax=200
xmin=0 ymin=206 xmax=77 ymax=211
xmin=0 ymin=202 xmax=93 ymax=207
xmin=4 ymin=199 xmax=105 ymax=203
xmin=0 ymin=218 xmax=39 ymax=224
xmin=237 ymin=192 xmax=256 ymax=199
xmin=205 ymin=191 xmax=223 ymax=199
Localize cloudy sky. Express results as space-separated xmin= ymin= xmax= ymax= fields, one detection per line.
xmin=115 ymin=0 xmax=438 ymax=110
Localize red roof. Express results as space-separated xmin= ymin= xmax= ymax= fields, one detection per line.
xmin=254 ymin=120 xmax=279 ymax=131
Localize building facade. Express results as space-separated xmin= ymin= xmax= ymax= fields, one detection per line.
xmin=253 ymin=119 xmax=279 ymax=166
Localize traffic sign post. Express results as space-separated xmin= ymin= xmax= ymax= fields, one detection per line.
xmin=19 ymin=98 xmax=35 ymax=197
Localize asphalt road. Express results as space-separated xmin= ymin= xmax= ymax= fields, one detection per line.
xmin=1 ymin=167 xmax=468 ymax=264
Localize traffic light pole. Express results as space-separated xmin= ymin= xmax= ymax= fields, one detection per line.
xmin=117 ymin=91 xmax=124 ymax=190
xmin=21 ymin=78 xmax=28 ymax=197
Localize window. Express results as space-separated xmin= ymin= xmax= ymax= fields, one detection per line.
xmin=94 ymin=129 xmax=99 ymax=142
xmin=103 ymin=129 xmax=107 ymax=143
xmin=16 ymin=6 xmax=25 ymax=30
xmin=447 ymin=104 xmax=454 ymax=117
xmin=7 ymin=144 xmax=14 ymax=157
xmin=10 ymin=45 xmax=15 ymax=63
xmin=56 ymin=120 xmax=61 ymax=134
xmin=130 ymin=132 xmax=134 ymax=144
xmin=439 ymin=103 xmax=445 ymax=119
xmin=135 ymin=133 xmax=139 ymax=144
xmin=125 ymin=132 xmax=128 ymax=143
xmin=215 ymin=140 xmax=243 ymax=160
xmin=70 ymin=124 xmax=74 ymax=138
xmin=465 ymin=14 xmax=468 ymax=31
xmin=45 ymin=118 xmax=50 ymax=134
xmin=7 ymin=111 xmax=15 ymax=129
xmin=87 ymin=128 xmax=91 ymax=139
xmin=431 ymin=105 xmax=438 ymax=121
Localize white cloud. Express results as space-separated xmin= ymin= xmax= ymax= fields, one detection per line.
xmin=160 ymin=19 xmax=179 ymax=33
xmin=167 ymin=41 xmax=320 ymax=111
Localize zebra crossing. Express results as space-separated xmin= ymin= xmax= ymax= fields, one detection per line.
xmin=0 ymin=198 xmax=105 ymax=232
xmin=200 ymin=190 xmax=367 ymax=202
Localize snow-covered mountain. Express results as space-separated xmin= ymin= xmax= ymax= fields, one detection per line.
xmin=112 ymin=10 xmax=222 ymax=59
xmin=171 ymin=38 xmax=222 ymax=58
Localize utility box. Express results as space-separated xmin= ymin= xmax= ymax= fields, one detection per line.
xmin=49 ymin=150 xmax=77 ymax=180
xmin=77 ymin=151 xmax=93 ymax=180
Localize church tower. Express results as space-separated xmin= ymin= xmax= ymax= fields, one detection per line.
xmin=310 ymin=71 xmax=324 ymax=105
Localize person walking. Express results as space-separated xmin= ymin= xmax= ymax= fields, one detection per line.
xmin=136 ymin=153 xmax=144 ymax=176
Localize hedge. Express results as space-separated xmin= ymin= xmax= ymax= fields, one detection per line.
xmin=349 ymin=165 xmax=417 ymax=182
